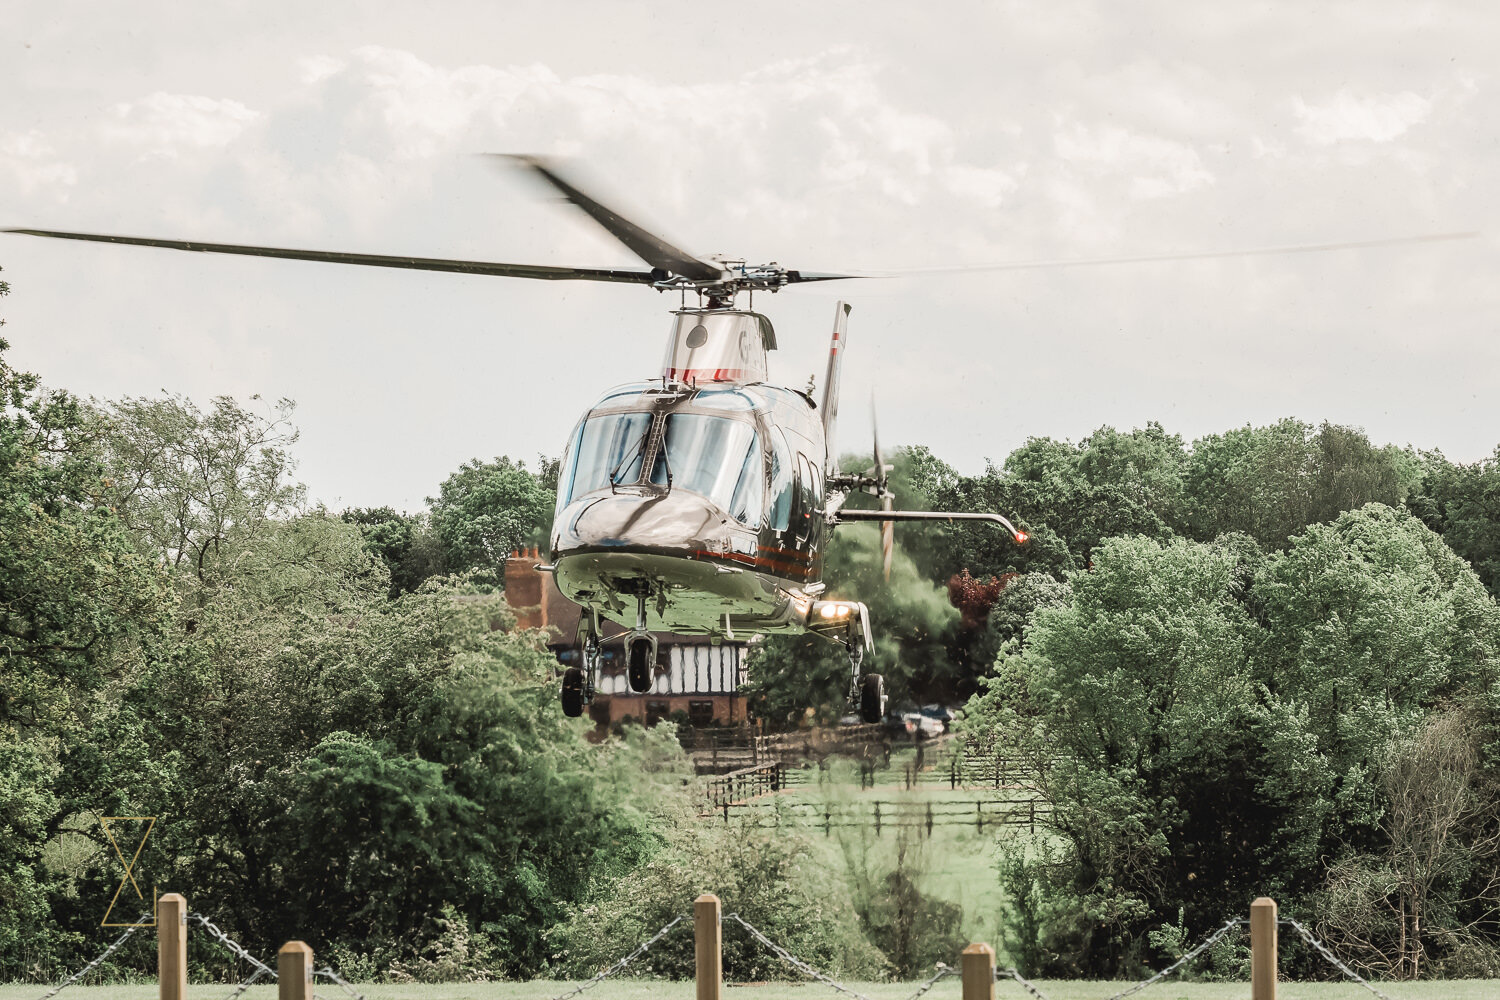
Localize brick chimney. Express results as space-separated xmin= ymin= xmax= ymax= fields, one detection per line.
xmin=503 ymin=547 xmax=547 ymax=630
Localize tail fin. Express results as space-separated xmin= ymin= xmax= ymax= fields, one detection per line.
xmin=821 ymin=301 xmax=852 ymax=475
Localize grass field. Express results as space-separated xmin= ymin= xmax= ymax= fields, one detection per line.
xmin=731 ymin=755 xmax=1048 ymax=951
xmin=2 ymin=979 xmax=1494 ymax=1000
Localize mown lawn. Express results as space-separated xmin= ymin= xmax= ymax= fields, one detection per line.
xmin=2 ymin=979 xmax=1494 ymax=1000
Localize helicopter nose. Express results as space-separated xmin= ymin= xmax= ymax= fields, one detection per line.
xmin=561 ymin=491 xmax=728 ymax=551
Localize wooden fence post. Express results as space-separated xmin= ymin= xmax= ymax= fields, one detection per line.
xmin=157 ymin=893 xmax=187 ymax=1000
xmin=695 ymin=893 xmax=721 ymax=1000
xmin=1251 ymin=897 xmax=1277 ymax=1000
xmin=278 ymin=941 xmax=313 ymax=1000
xmin=962 ymin=942 xmax=996 ymax=1000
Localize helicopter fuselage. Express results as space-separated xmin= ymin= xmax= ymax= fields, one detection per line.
xmin=550 ymin=372 xmax=828 ymax=638
xmin=548 ymin=307 xmax=848 ymax=641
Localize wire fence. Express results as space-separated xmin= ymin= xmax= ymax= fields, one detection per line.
xmin=29 ymin=900 xmax=1413 ymax=1000
xmin=548 ymin=914 xmax=688 ymax=1000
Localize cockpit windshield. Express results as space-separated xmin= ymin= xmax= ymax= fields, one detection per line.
xmin=562 ymin=411 xmax=763 ymax=527
xmin=563 ymin=411 xmax=652 ymax=502
xmin=649 ymin=414 xmax=762 ymax=525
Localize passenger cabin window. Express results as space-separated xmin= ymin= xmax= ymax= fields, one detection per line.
xmin=647 ymin=414 xmax=763 ymax=527
xmin=793 ymin=454 xmax=820 ymax=543
xmin=769 ymin=429 xmax=793 ymax=532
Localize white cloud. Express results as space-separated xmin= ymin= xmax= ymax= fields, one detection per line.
xmin=943 ymin=165 xmax=1019 ymax=209
xmin=1052 ymin=122 xmax=1214 ymax=200
xmin=0 ymin=130 xmax=76 ymax=195
xmin=1293 ymin=89 xmax=1432 ymax=145
xmin=298 ymin=55 xmax=345 ymax=85
xmin=106 ymin=92 xmax=261 ymax=158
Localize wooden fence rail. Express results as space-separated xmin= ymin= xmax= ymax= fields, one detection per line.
xmin=709 ymin=795 xmax=1052 ymax=834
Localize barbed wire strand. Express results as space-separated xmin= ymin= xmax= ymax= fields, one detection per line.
xmin=1280 ymin=915 xmax=1395 ymax=1000
xmin=549 ymin=913 xmax=688 ymax=1000
xmin=724 ymin=912 xmax=871 ymax=1000
xmin=190 ymin=912 xmax=279 ymax=983
xmin=222 ymin=962 xmax=272 ymax=1000
xmin=1101 ymin=918 xmax=1245 ymax=1000
xmin=997 ymin=966 xmax=1052 ymax=1000
xmin=903 ymin=963 xmax=958 ymax=1000
xmin=33 ymin=912 xmax=151 ymax=1000
xmin=316 ymin=965 xmax=368 ymax=1000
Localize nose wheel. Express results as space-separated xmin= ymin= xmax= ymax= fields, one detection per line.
xmin=846 ymin=642 xmax=886 ymax=724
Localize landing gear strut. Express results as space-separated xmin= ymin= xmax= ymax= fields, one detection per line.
xmin=561 ymin=615 xmax=602 ymax=718
xmin=626 ymin=595 xmax=655 ymax=693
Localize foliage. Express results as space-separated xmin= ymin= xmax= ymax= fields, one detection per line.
xmin=341 ymin=506 xmax=446 ymax=594
xmin=0 ymin=342 xmax=172 ymax=976
xmin=1410 ymin=448 xmax=1500 ymax=600
xmin=0 ymin=346 xmax=168 ymax=732
xmin=930 ymin=423 xmax=1189 ymax=582
xmin=97 ymin=393 xmax=303 ymax=579
xmin=744 ymin=522 xmax=958 ymax=727
xmin=126 ymin=514 xmax=685 ymax=975
xmin=549 ymin=822 xmax=885 ymax=981
xmin=428 ymin=456 xmax=554 ymax=586
xmin=966 ymin=509 xmax=1500 ymax=977
xmin=1184 ymin=419 xmax=1418 ymax=549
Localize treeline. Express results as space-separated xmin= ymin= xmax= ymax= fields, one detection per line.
xmin=778 ymin=422 xmax=1500 ymax=980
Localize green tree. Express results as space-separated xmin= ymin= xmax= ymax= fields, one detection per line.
xmin=428 ymin=456 xmax=553 ymax=586
xmin=341 ymin=506 xmax=445 ymax=594
xmin=1254 ymin=504 xmax=1500 ymax=787
xmin=0 ymin=345 xmax=167 ymax=732
xmin=966 ymin=508 xmax=1500 ymax=976
xmin=932 ymin=423 xmax=1188 ymax=581
xmin=98 ymin=393 xmax=303 ymax=579
xmin=0 ymin=339 xmax=170 ymax=976
xmin=1409 ymin=447 xmax=1500 ymax=599
xmin=1184 ymin=419 xmax=1416 ymax=549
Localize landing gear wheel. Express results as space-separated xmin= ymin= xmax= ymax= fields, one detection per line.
xmin=561 ymin=666 xmax=585 ymax=718
xmin=859 ymin=673 xmax=886 ymax=725
xmin=627 ymin=639 xmax=653 ymax=693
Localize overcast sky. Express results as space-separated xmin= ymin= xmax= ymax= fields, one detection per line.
xmin=3 ymin=1 xmax=1496 ymax=511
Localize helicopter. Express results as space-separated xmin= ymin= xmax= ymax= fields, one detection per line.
xmin=5 ymin=156 xmax=1476 ymax=723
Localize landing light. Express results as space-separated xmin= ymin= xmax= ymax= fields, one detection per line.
xmin=819 ymin=604 xmax=838 ymax=619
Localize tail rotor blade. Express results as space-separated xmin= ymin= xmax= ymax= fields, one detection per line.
xmin=869 ymin=393 xmax=890 ymax=493
xmin=881 ymin=493 xmax=894 ymax=583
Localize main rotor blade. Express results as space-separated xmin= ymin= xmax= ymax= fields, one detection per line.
xmin=786 ymin=271 xmax=864 ymax=283
xmin=855 ymin=231 xmax=1481 ymax=278
xmin=2 ymin=228 xmax=660 ymax=284
xmin=500 ymin=155 xmax=724 ymax=282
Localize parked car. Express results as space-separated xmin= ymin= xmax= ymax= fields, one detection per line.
xmin=919 ymin=704 xmax=958 ymax=732
xmin=909 ymin=712 xmax=945 ymax=740
xmin=886 ymin=710 xmax=943 ymax=740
